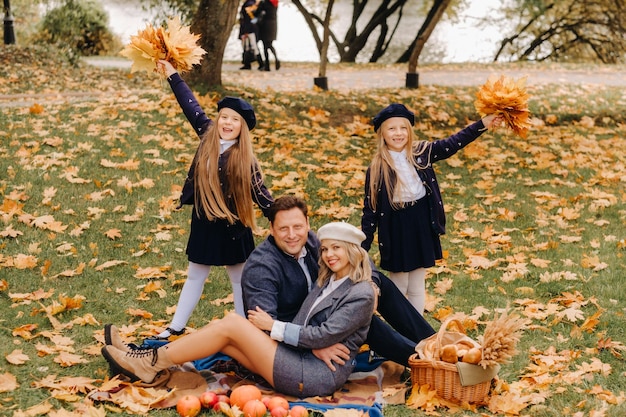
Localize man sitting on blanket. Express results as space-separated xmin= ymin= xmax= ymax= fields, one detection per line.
xmin=242 ymin=194 xmax=436 ymax=370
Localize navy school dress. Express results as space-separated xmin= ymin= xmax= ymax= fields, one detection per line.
xmin=362 ymin=119 xmax=488 ymax=273
xmin=167 ymin=72 xmax=273 ymax=266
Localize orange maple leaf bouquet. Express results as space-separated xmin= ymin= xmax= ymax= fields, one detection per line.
xmin=120 ymin=16 xmax=206 ymax=74
xmin=474 ymin=74 xmax=532 ymax=138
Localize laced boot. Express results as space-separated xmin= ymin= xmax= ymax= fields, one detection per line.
xmin=101 ymin=345 xmax=174 ymax=383
xmin=104 ymin=324 xmax=128 ymax=351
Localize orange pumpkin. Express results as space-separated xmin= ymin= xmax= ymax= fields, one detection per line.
xmin=229 ymin=385 xmax=263 ymax=409
xmin=242 ymin=399 xmax=267 ymax=417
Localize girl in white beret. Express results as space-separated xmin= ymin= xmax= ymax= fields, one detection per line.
xmin=102 ymin=222 xmax=377 ymax=398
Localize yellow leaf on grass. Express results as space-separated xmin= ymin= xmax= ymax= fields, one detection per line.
xmin=105 ymin=228 xmax=122 ymax=240
xmin=6 ymin=349 xmax=30 ymax=365
xmin=94 ymin=260 xmax=128 ymax=271
xmin=54 ymin=352 xmax=88 ymax=367
xmin=13 ymin=254 xmax=38 ymax=269
xmin=406 ymin=384 xmax=437 ymax=408
xmin=126 ymin=308 xmax=153 ymax=319
xmin=0 ymin=372 xmax=18 ymax=392
xmin=14 ymin=401 xmax=54 ymax=416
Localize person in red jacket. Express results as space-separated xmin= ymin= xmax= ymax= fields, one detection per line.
xmin=256 ymin=0 xmax=280 ymax=71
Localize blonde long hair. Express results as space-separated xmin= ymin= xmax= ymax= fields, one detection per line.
xmin=193 ymin=111 xmax=263 ymax=232
xmin=367 ymin=117 xmax=430 ymax=211
xmin=316 ymin=240 xmax=372 ymax=287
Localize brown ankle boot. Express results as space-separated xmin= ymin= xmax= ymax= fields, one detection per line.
xmin=104 ymin=324 xmax=128 ymax=351
xmin=101 ymin=345 xmax=174 ymax=383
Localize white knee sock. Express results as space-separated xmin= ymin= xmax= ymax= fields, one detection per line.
xmin=226 ymin=263 xmax=245 ymax=316
xmin=406 ymin=268 xmax=427 ymax=315
xmin=163 ymin=262 xmax=211 ymax=335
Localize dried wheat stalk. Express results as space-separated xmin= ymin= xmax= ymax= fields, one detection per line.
xmin=474 ymin=74 xmax=532 ymax=138
xmin=478 ymin=308 xmax=527 ymax=369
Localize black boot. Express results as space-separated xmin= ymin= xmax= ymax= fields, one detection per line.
xmin=263 ymin=61 xmax=270 ymax=71
xmin=256 ymin=54 xmax=264 ymax=70
xmin=240 ymin=51 xmax=252 ymax=70
xmin=275 ymin=58 xmax=281 ymax=71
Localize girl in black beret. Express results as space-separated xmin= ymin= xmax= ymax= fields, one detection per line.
xmin=153 ymin=60 xmax=273 ymax=340
xmin=361 ymin=103 xmax=500 ymax=314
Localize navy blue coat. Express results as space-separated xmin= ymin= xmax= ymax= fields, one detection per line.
xmin=361 ymin=120 xmax=487 ymax=252
xmin=167 ymin=72 xmax=273 ymax=265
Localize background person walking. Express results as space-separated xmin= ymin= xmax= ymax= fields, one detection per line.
xmin=239 ymin=0 xmax=264 ymax=70
xmin=256 ymin=0 xmax=280 ymax=71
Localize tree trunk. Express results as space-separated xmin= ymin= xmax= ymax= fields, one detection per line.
xmin=186 ymin=0 xmax=240 ymax=87
xmin=405 ymin=0 xmax=452 ymax=71
xmin=318 ymin=0 xmax=335 ymax=77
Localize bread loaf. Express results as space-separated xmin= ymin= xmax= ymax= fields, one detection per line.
xmin=440 ymin=344 xmax=458 ymax=363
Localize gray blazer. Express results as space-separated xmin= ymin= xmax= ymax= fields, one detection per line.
xmin=280 ymin=279 xmax=376 ymax=388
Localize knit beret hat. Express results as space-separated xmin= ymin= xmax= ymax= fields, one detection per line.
xmin=217 ymin=96 xmax=257 ymax=130
xmin=317 ymin=222 xmax=366 ymax=246
xmin=372 ymin=103 xmax=415 ymax=131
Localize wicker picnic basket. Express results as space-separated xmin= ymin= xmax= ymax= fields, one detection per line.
xmin=408 ymin=318 xmax=493 ymax=404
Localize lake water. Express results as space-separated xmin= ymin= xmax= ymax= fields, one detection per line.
xmin=103 ymin=0 xmax=503 ymax=64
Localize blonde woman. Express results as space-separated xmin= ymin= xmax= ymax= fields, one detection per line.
xmin=102 ymin=222 xmax=376 ymax=398
xmin=154 ymin=60 xmax=273 ymax=339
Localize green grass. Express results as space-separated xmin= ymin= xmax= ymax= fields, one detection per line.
xmin=1 ymin=47 xmax=625 ymax=416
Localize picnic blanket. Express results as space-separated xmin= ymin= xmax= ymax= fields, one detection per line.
xmin=91 ymin=342 xmax=409 ymax=416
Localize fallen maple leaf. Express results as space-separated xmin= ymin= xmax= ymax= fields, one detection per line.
xmin=6 ymin=349 xmax=30 ymax=365
xmin=0 ymin=372 xmax=18 ymax=392
xmin=126 ymin=307 xmax=153 ymax=319
xmin=104 ymin=228 xmax=122 ymax=240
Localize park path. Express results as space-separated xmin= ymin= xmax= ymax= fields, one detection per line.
xmin=2 ymin=58 xmax=625 ymax=108
xmin=88 ymin=58 xmax=626 ymax=91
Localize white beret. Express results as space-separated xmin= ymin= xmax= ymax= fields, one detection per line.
xmin=317 ymin=222 xmax=366 ymax=246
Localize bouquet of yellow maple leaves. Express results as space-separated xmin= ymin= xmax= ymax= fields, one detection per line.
xmin=120 ymin=16 xmax=206 ymax=74
xmin=474 ymin=74 xmax=532 ymax=138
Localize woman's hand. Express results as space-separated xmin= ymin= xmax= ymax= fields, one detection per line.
xmin=156 ymin=59 xmax=177 ymax=77
xmin=247 ymin=306 xmax=274 ymax=331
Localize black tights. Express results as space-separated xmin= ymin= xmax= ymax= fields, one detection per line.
xmin=263 ymin=42 xmax=278 ymax=63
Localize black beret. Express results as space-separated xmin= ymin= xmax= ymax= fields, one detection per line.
xmin=217 ymin=96 xmax=257 ymax=130
xmin=372 ymin=103 xmax=415 ymax=131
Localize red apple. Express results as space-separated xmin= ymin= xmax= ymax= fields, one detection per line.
xmin=267 ymin=396 xmax=290 ymax=412
xmin=213 ymin=401 xmax=231 ymax=413
xmin=217 ymin=394 xmax=230 ymax=405
xmin=176 ymin=395 xmax=201 ymax=417
xmin=271 ymin=405 xmax=289 ymax=417
xmin=199 ymin=390 xmax=218 ymax=409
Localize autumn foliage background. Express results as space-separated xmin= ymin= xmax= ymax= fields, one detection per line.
xmin=1 ymin=46 xmax=625 ymax=416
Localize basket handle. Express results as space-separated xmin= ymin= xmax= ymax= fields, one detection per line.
xmin=435 ymin=317 xmax=466 ymax=352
